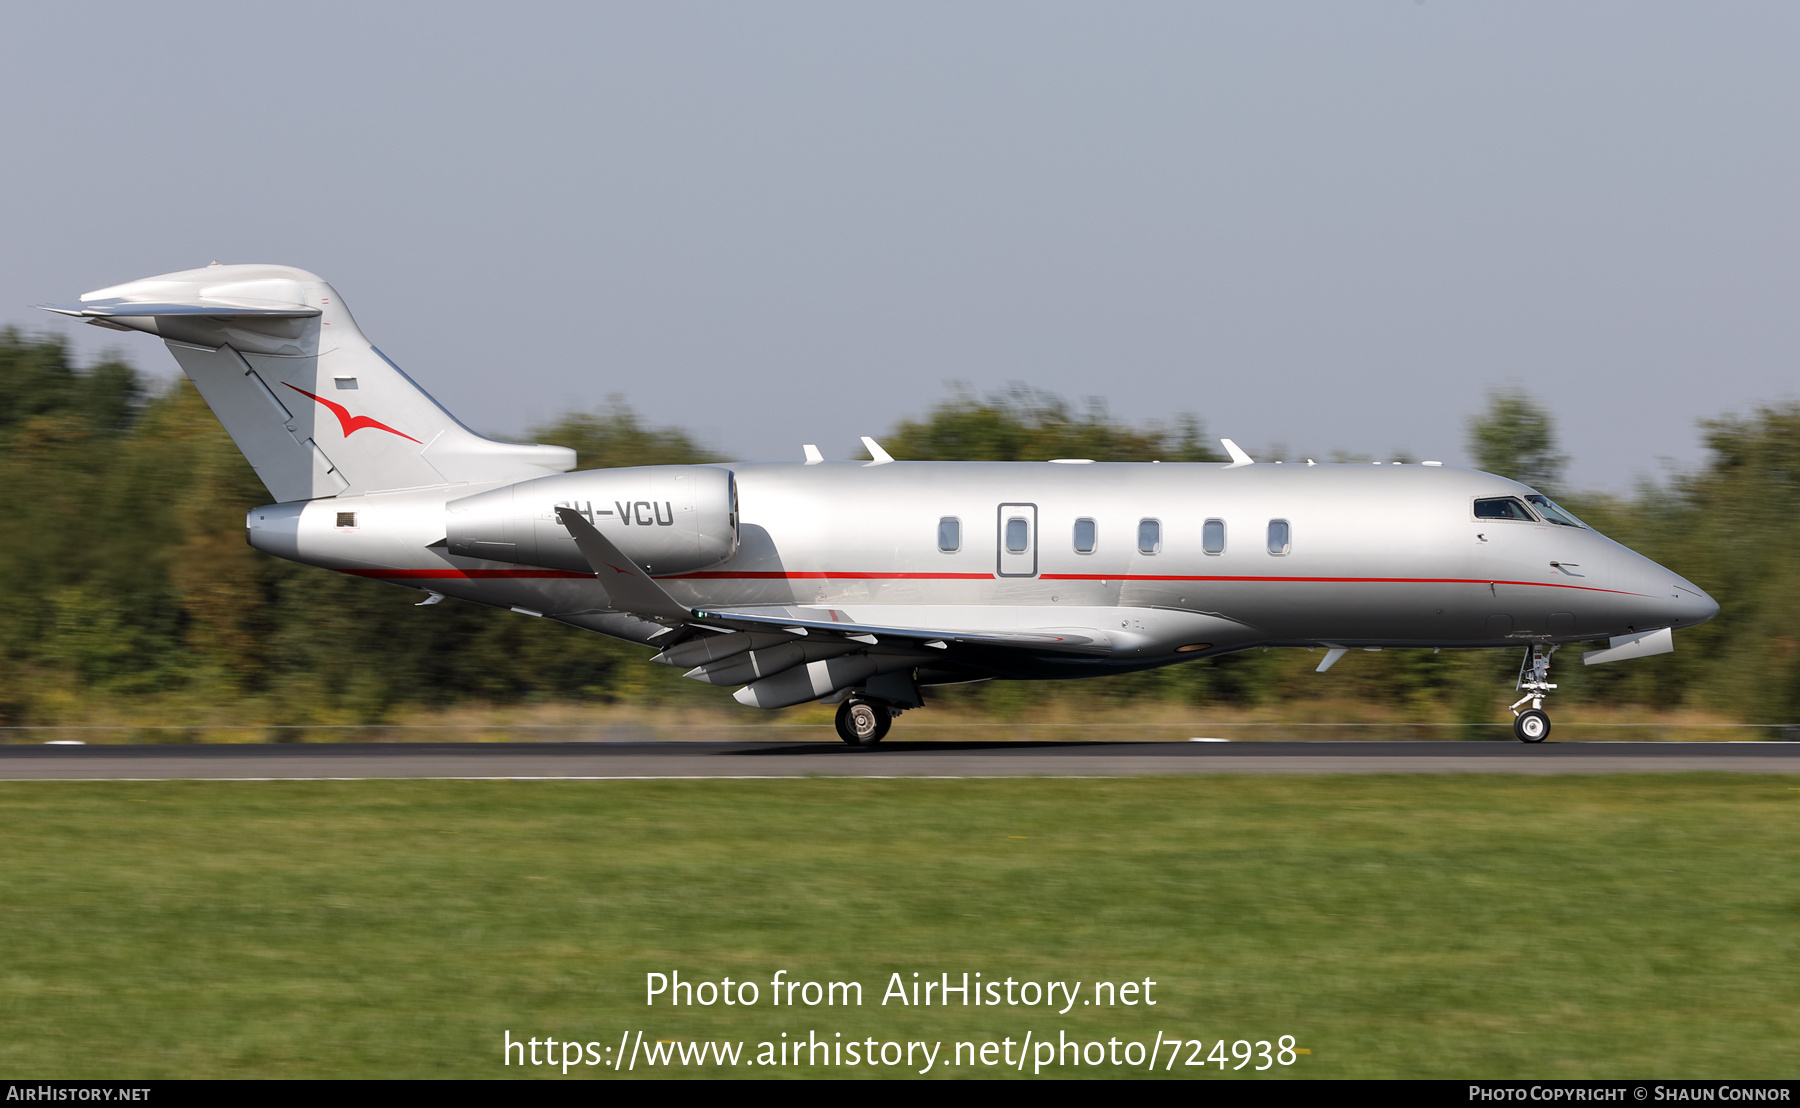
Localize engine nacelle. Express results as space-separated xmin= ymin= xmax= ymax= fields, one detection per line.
xmin=446 ymin=465 xmax=737 ymax=576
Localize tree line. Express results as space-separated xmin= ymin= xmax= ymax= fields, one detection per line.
xmin=1 ymin=328 xmax=1792 ymax=727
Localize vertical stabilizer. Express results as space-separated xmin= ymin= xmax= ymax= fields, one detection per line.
xmin=42 ymin=264 xmax=575 ymax=501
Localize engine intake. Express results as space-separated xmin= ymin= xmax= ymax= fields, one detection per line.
xmin=446 ymin=465 xmax=737 ymax=576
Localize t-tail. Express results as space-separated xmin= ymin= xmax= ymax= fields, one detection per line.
xmin=41 ymin=263 xmax=574 ymax=501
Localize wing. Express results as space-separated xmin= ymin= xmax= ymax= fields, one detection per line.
xmin=688 ymin=605 xmax=1104 ymax=652
xmin=554 ymin=505 xmax=1100 ymax=652
xmin=549 ymin=509 xmax=1248 ymax=708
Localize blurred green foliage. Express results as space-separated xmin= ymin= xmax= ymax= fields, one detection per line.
xmin=0 ymin=334 xmax=1777 ymax=725
xmin=883 ymin=385 xmax=1223 ymax=463
xmin=0 ymin=330 xmax=719 ymax=726
xmin=535 ymin=397 xmax=723 ymax=470
xmin=1467 ymin=387 xmax=1569 ymax=495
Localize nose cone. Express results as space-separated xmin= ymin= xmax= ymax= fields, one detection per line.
xmin=1674 ymin=577 xmax=1720 ymax=626
xmin=1626 ymin=554 xmax=1718 ymax=630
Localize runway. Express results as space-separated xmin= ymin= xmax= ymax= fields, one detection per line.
xmin=2 ymin=740 xmax=1798 ymax=779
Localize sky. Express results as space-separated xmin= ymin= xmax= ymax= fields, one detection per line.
xmin=4 ymin=2 xmax=1797 ymax=489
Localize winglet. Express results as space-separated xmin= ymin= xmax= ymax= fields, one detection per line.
xmin=860 ymin=436 xmax=894 ymax=465
xmin=1221 ymin=439 xmax=1254 ymax=468
xmin=553 ymin=507 xmax=694 ymax=623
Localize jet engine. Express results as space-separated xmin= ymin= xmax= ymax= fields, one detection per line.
xmin=446 ymin=465 xmax=737 ymax=576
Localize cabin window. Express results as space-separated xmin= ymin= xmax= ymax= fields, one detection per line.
xmin=1137 ymin=518 xmax=1161 ymax=555
xmin=1005 ymin=517 xmax=1030 ymax=554
xmin=1203 ymin=518 xmax=1225 ymax=555
xmin=1073 ymin=518 xmax=1097 ymax=554
xmin=1524 ymin=494 xmax=1587 ymax=528
xmin=336 ymin=512 xmax=356 ymax=529
xmin=1267 ymin=519 xmax=1290 ymax=555
xmin=938 ymin=517 xmax=961 ymax=552
xmin=1473 ymin=497 xmax=1536 ymax=522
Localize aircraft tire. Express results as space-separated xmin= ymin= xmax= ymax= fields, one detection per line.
xmin=836 ymin=699 xmax=886 ymax=746
xmin=1513 ymin=709 xmax=1551 ymax=743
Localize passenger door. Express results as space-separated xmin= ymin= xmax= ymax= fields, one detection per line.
xmin=996 ymin=503 xmax=1037 ymax=578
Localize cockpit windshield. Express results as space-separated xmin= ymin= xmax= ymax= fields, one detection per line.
xmin=1472 ymin=497 xmax=1536 ymax=521
xmin=1524 ymin=494 xmax=1588 ymax=529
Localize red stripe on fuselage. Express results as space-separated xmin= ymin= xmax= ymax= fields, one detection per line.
xmin=343 ymin=568 xmax=590 ymax=579
xmin=343 ymin=567 xmax=1651 ymax=597
xmin=1042 ymin=573 xmax=1647 ymax=596
xmin=663 ymin=570 xmax=993 ymax=580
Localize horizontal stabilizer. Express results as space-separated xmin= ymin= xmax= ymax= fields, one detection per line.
xmin=1582 ymin=627 xmax=1674 ymax=665
xmin=40 ymin=298 xmax=320 ymax=320
xmin=40 ymin=264 xmax=577 ymax=501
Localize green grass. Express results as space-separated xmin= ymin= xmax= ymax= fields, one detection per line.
xmin=1 ymin=776 xmax=1797 ymax=1079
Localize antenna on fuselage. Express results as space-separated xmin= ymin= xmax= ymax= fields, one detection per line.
xmin=861 ymin=436 xmax=894 ymax=466
xmin=1220 ymin=439 xmax=1254 ymax=469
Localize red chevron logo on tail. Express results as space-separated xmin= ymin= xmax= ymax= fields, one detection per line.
xmin=284 ymin=384 xmax=422 ymax=444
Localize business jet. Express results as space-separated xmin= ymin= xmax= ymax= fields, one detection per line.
xmin=42 ymin=264 xmax=1718 ymax=744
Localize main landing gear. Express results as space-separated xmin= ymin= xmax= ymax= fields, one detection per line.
xmin=1509 ymin=645 xmax=1558 ymax=743
xmin=835 ymin=698 xmax=894 ymax=746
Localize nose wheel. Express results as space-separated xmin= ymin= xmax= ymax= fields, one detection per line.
xmin=1508 ymin=645 xmax=1558 ymax=743
xmin=835 ymin=699 xmax=893 ymax=745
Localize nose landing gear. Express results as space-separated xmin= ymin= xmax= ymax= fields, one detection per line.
xmin=1509 ymin=645 xmax=1558 ymax=743
xmin=835 ymin=698 xmax=894 ymax=745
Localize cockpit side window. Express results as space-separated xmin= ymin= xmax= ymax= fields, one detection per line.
xmin=1473 ymin=497 xmax=1537 ymax=522
xmin=1524 ymin=494 xmax=1588 ymax=529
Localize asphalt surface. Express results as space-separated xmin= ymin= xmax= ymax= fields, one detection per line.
xmin=1 ymin=740 xmax=1797 ymax=779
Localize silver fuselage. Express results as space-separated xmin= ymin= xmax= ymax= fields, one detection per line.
xmin=249 ymin=459 xmax=1716 ymax=681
